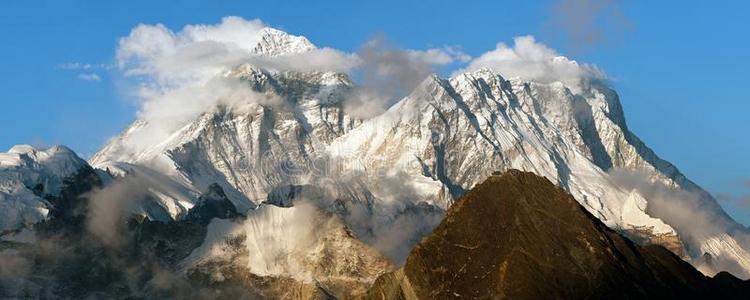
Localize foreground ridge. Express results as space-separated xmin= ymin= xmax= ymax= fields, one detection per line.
xmin=365 ymin=170 xmax=750 ymax=300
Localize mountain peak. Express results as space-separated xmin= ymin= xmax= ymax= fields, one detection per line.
xmin=2 ymin=144 xmax=85 ymax=174
xmin=251 ymin=27 xmax=316 ymax=56
xmin=463 ymin=67 xmax=502 ymax=80
xmin=8 ymin=144 xmax=74 ymax=156
xmin=0 ymin=144 xmax=91 ymax=232
xmin=366 ymin=170 xmax=750 ymax=299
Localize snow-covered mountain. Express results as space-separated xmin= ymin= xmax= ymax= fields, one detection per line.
xmin=0 ymin=145 xmax=91 ymax=233
xmin=329 ymin=68 xmax=750 ymax=274
xmin=251 ymin=27 xmax=316 ymax=56
xmin=4 ymin=25 xmax=749 ymax=293
xmin=85 ymin=27 xmax=750 ymax=278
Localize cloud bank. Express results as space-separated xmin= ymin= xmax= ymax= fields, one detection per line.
xmin=114 ymin=16 xmax=604 ymax=128
xmin=117 ymin=16 xmax=358 ymax=87
xmin=457 ymin=35 xmax=605 ymax=89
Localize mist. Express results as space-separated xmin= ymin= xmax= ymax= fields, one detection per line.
xmin=609 ymin=168 xmax=750 ymax=277
xmin=344 ymin=35 xmax=467 ymax=118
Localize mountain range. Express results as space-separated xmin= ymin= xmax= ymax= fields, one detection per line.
xmin=1 ymin=26 xmax=749 ymax=299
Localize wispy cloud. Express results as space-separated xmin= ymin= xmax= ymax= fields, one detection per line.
xmin=77 ymin=73 xmax=102 ymax=82
xmin=717 ymin=193 xmax=750 ymax=208
xmin=58 ymin=62 xmax=110 ymax=82
xmin=345 ymin=35 xmax=470 ymax=118
xmin=547 ymin=0 xmax=633 ymax=51
xmin=716 ymin=179 xmax=750 ymax=208
xmin=57 ymin=62 xmax=113 ymax=70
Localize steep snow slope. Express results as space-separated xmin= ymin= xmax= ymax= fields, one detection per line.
xmin=91 ymin=67 xmax=358 ymax=214
xmin=0 ymin=145 xmax=89 ymax=233
xmin=90 ymin=26 xmax=358 ymax=215
xmin=328 ymin=71 xmax=676 ymax=236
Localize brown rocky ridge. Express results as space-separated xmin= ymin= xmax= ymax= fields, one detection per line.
xmin=364 ymin=170 xmax=750 ymax=300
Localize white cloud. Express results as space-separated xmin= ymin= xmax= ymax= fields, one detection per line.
xmin=58 ymin=63 xmax=110 ymax=81
xmin=456 ymin=35 xmax=605 ymax=89
xmin=77 ymin=73 xmax=102 ymax=82
xmin=120 ymin=76 xmax=283 ymax=156
xmin=116 ymin=17 xmax=265 ymax=86
xmin=59 ymin=62 xmax=90 ymax=70
xmin=116 ymin=16 xmax=357 ymax=88
xmin=249 ymin=47 xmax=358 ymax=73
xmin=406 ymin=46 xmax=471 ymax=66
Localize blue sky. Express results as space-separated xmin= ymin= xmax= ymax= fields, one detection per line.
xmin=1 ymin=0 xmax=748 ymax=224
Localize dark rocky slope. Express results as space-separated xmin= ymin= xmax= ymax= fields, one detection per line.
xmin=365 ymin=170 xmax=750 ymax=300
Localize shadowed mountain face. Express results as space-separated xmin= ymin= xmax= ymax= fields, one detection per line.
xmin=366 ymin=170 xmax=750 ymax=300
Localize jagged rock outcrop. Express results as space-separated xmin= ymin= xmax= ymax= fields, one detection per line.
xmin=185 ymin=183 xmax=240 ymax=224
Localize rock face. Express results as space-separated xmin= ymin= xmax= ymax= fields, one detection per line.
xmin=366 ymin=170 xmax=750 ymax=299
xmin=185 ymin=183 xmax=240 ymax=224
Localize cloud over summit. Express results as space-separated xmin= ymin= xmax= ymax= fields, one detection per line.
xmin=106 ymin=16 xmax=608 ymax=157
xmin=457 ymin=35 xmax=605 ymax=88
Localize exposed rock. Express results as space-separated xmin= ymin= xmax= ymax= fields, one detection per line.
xmin=622 ymin=227 xmax=688 ymax=259
xmin=365 ymin=170 xmax=750 ymax=299
xmin=185 ymin=183 xmax=240 ymax=224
